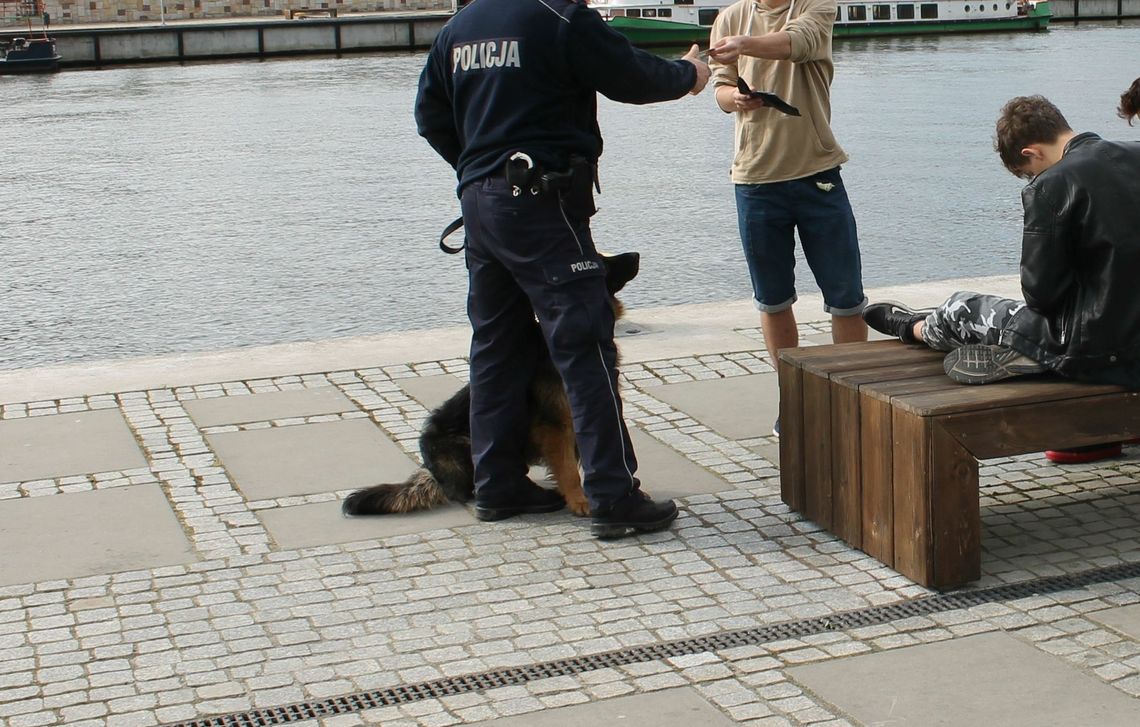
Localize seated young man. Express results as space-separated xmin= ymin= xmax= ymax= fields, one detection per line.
xmin=864 ymin=95 xmax=1140 ymax=389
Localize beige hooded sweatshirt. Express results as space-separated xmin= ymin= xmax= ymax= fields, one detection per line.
xmin=710 ymin=0 xmax=848 ymax=184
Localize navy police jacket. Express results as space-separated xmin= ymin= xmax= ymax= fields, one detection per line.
xmin=414 ymin=0 xmax=697 ymax=193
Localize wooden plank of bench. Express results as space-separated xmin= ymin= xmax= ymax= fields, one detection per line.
xmin=892 ymin=408 xmax=931 ymax=584
xmin=888 ymin=377 xmax=1126 ymax=417
xmin=797 ymin=344 xmax=940 ymax=377
xmin=778 ymin=358 xmax=806 ymax=511
xmin=939 ymin=390 xmax=1140 ymax=459
xmin=803 ymin=369 xmax=833 ymax=528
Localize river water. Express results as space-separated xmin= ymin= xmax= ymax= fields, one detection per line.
xmin=2 ymin=21 xmax=1138 ymax=370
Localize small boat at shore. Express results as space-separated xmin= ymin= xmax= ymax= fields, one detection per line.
xmin=1 ymin=34 xmax=61 ymax=73
xmin=0 ymin=0 xmax=61 ymax=74
xmin=597 ymin=0 xmax=1052 ymax=46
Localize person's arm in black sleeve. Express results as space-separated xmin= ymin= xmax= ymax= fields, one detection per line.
xmin=1019 ymin=182 xmax=1074 ymax=314
xmin=414 ymin=44 xmax=461 ymax=169
xmin=566 ymin=6 xmax=696 ymax=104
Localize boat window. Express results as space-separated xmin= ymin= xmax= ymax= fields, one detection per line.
xmin=873 ymin=3 xmax=891 ymax=18
xmin=964 ymin=4 xmax=970 ymax=10
xmin=897 ymin=3 xmax=915 ymax=17
xmin=920 ymin=2 xmax=939 ymax=17
xmin=643 ymin=8 xmax=657 ymax=16
xmin=627 ymin=8 xmax=641 ymax=17
xmin=836 ymin=7 xmax=842 ymax=19
xmin=675 ymin=0 xmax=694 ymax=4
xmin=848 ymin=5 xmax=868 ymax=20
xmin=659 ymin=8 xmax=672 ymax=16
xmin=610 ymin=8 xmax=626 ymax=16
xmin=993 ymin=3 xmax=998 ymax=8
xmin=698 ymin=8 xmax=719 ymax=24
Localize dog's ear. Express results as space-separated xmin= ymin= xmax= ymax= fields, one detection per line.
xmin=601 ymin=252 xmax=640 ymax=294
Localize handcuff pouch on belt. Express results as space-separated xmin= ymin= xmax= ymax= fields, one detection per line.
xmin=506 ymin=152 xmax=598 ymax=220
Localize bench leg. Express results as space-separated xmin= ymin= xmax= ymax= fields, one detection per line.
xmin=892 ymin=411 xmax=981 ymax=589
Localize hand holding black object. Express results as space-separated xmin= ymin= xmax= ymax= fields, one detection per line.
xmin=735 ymin=78 xmax=802 ymax=117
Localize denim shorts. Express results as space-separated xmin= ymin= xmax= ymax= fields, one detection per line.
xmin=735 ymin=167 xmax=867 ymax=315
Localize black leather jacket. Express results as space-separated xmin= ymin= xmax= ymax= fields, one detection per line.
xmin=1001 ymin=132 xmax=1140 ymax=387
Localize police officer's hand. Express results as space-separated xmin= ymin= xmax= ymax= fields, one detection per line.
xmin=682 ymin=44 xmax=710 ymax=96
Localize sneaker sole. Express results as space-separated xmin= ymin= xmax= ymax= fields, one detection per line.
xmin=474 ymin=501 xmax=565 ymax=522
xmin=590 ymin=507 xmax=679 ymax=539
xmin=943 ymin=345 xmax=1046 ymax=385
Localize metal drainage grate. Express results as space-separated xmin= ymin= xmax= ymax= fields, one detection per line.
xmin=164 ymin=560 xmax=1140 ymax=727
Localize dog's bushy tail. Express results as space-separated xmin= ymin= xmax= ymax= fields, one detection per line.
xmin=341 ymin=469 xmax=450 ymax=516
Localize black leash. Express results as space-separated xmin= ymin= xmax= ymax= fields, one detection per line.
xmin=439 ymin=216 xmax=465 ymax=254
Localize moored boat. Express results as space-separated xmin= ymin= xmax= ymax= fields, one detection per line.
xmin=596 ymin=0 xmax=1051 ymax=46
xmin=0 ymin=35 xmax=61 ymax=73
xmin=0 ymin=0 xmax=60 ymax=74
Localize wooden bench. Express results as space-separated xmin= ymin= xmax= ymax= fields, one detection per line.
xmin=778 ymin=340 xmax=1139 ymax=590
xmin=285 ymin=7 xmax=338 ymax=19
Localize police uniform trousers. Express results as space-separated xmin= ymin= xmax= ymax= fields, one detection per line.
xmin=460 ymin=174 xmax=639 ymax=513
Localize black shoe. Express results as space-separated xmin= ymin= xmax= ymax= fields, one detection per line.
xmin=590 ymin=491 xmax=678 ymax=539
xmin=862 ymin=301 xmax=933 ymax=343
xmin=942 ymin=344 xmax=1048 ymax=385
xmin=474 ymin=481 xmax=565 ymax=522
xmin=773 ymin=417 xmax=781 ymax=438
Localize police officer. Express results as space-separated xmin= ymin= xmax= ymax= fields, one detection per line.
xmin=415 ymin=0 xmax=709 ymax=539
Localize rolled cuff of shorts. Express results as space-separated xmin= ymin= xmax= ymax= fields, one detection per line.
xmin=754 ymin=294 xmax=797 ymax=314
xmin=824 ymin=296 xmax=868 ymax=316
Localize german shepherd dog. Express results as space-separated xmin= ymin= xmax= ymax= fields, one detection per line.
xmin=341 ymin=251 xmax=640 ymax=519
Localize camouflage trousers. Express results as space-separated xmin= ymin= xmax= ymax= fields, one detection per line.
xmin=921 ymin=291 xmax=1026 ymax=353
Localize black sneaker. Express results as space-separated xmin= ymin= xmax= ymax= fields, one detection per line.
xmin=862 ymin=301 xmax=933 ymax=343
xmin=590 ymin=491 xmax=678 ymax=540
xmin=942 ymin=344 xmax=1047 ymax=385
xmin=474 ymin=481 xmax=566 ymax=522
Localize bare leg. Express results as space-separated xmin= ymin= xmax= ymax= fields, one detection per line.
xmin=912 ymin=320 xmax=925 ymax=342
xmin=832 ymin=313 xmax=868 ymax=344
xmin=761 ymin=308 xmax=799 ymax=364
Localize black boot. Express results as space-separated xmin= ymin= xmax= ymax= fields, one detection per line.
xmin=590 ymin=490 xmax=678 ymax=539
xmin=474 ymin=480 xmax=565 ymax=522
xmin=862 ymin=301 xmax=933 ymax=344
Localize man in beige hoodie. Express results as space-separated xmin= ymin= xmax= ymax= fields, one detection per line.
xmin=710 ymin=0 xmax=866 ymax=436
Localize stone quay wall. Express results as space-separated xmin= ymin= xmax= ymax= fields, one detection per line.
xmin=23 ymin=0 xmax=449 ymax=25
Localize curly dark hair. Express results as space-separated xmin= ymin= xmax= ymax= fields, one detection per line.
xmin=994 ymin=95 xmax=1072 ymax=178
xmin=1118 ymin=77 xmax=1140 ymax=126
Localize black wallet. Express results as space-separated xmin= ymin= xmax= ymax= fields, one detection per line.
xmin=736 ymin=77 xmax=802 ymax=117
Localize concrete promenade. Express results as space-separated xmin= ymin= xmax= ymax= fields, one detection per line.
xmin=2 ymin=274 xmax=1140 ymax=727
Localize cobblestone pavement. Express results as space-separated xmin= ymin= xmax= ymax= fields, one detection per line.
xmin=2 ymin=314 xmax=1140 ymax=727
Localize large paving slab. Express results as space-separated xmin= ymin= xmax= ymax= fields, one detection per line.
xmin=259 ymin=499 xmax=476 ymax=550
xmin=0 ymin=485 xmax=196 ymax=586
xmin=471 ymin=687 xmax=735 ymax=726
xmin=207 ymin=419 xmax=417 ymax=500
xmin=630 ymin=427 xmax=732 ymax=499
xmin=645 ymin=372 xmax=778 ymax=441
xmin=1089 ymin=604 xmax=1140 ymax=641
xmin=790 ymin=631 xmax=1140 ymax=726
xmin=0 ymin=408 xmax=148 ymax=482
xmin=183 ymin=387 xmax=356 ymax=426
xmin=399 ymin=374 xmax=466 ymax=411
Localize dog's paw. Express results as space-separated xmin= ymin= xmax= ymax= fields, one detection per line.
xmin=567 ymin=498 xmax=591 ymax=517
